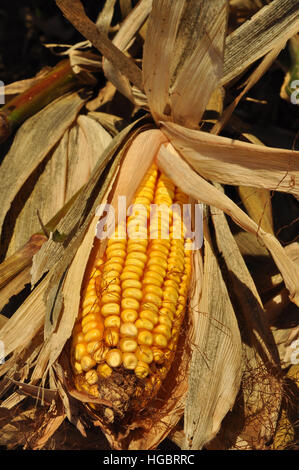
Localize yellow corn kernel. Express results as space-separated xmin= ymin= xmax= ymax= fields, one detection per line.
xmin=84 ymin=327 xmax=103 ymax=343
xmin=143 ymin=272 xmax=164 ymax=287
xmin=73 ymin=361 xmax=83 ymax=374
xmin=86 ymin=341 xmax=101 ymax=355
xmin=125 ymin=258 xmax=145 ymax=270
xmin=135 ymin=361 xmax=150 ymax=379
xmin=93 ymin=345 xmax=109 ymax=363
xmin=141 ymin=301 xmax=159 ymax=313
xmin=81 ymin=355 xmax=97 ymax=372
xmin=122 ymin=265 xmax=143 ymax=277
xmin=120 ymin=270 xmax=140 ymax=281
xmin=75 ymin=343 xmax=86 ymax=361
xmin=102 ymin=261 xmax=123 ymax=273
xmin=120 ymin=322 xmax=138 ymax=337
xmin=101 ymin=303 xmax=120 ymax=317
xmin=81 ymin=313 xmax=99 ymax=327
xmin=137 ymin=330 xmax=153 ymax=346
xmin=121 ymin=297 xmax=140 ymax=311
xmin=152 ymin=347 xmax=164 ymax=364
xmin=153 ymin=333 xmax=168 ymax=348
xmin=158 ymin=315 xmax=172 ymax=329
xmin=163 ymin=286 xmax=179 ymax=303
xmin=104 ymin=327 xmax=119 ymax=347
xmin=104 ymin=315 xmax=121 ymax=329
xmin=97 ymin=363 xmax=112 ymax=378
xmin=136 ymin=345 xmax=154 ymax=364
xmin=143 ymin=285 xmax=163 ymax=298
xmin=119 ymin=338 xmax=138 ymax=352
xmin=143 ymin=292 xmax=162 ymax=307
xmin=121 ymin=279 xmax=142 ymax=290
xmin=121 ymin=309 xmax=138 ymax=323
xmin=82 ymin=320 xmax=98 ymax=334
xmin=122 ymin=287 xmax=143 ymax=302
xmin=159 ymin=307 xmax=174 ymax=321
xmin=153 ymin=324 xmax=172 ymax=340
xmin=105 ymin=349 xmax=122 ymax=368
xmin=135 ymin=318 xmax=154 ymax=331
xmin=82 ymin=295 xmax=98 ymax=309
xmin=72 ymin=332 xmax=85 ymax=345
xmin=140 ymin=310 xmax=159 ymax=325
xmin=122 ymin=352 xmax=138 ymax=370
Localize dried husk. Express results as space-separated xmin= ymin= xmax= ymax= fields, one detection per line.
xmin=183 ymin=218 xmax=242 ymax=449
xmin=0 ymin=92 xmax=87 ymax=258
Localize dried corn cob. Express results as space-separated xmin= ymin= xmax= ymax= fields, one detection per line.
xmin=71 ymin=164 xmax=192 ymax=417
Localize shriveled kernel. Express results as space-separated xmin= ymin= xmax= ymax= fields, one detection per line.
xmin=135 ymin=361 xmax=150 ymax=379
xmin=121 ymin=309 xmax=138 ymax=323
xmin=152 ymin=347 xmax=164 ymax=364
xmin=97 ymin=363 xmax=112 ymax=378
xmin=138 ymin=330 xmax=153 ymax=346
xmin=120 ymin=322 xmax=138 ymax=337
xmin=104 ymin=327 xmax=119 ymax=347
xmin=101 ymin=303 xmax=120 ymax=317
xmin=86 ymin=341 xmax=101 ymax=354
xmin=85 ymin=369 xmax=98 ymax=385
xmin=135 ymin=318 xmax=154 ymax=331
xmin=119 ymin=338 xmax=138 ymax=352
xmin=81 ymin=355 xmax=97 ymax=371
xmin=122 ymin=352 xmax=138 ymax=370
xmin=84 ymin=328 xmax=103 ymax=343
xmin=136 ymin=345 xmax=154 ymax=364
xmin=93 ymin=345 xmax=109 ymax=363
xmin=105 ymin=349 xmax=122 ymax=368
xmin=104 ymin=315 xmax=121 ymax=329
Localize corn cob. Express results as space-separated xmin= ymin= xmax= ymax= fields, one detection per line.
xmin=71 ymin=164 xmax=192 ymax=416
